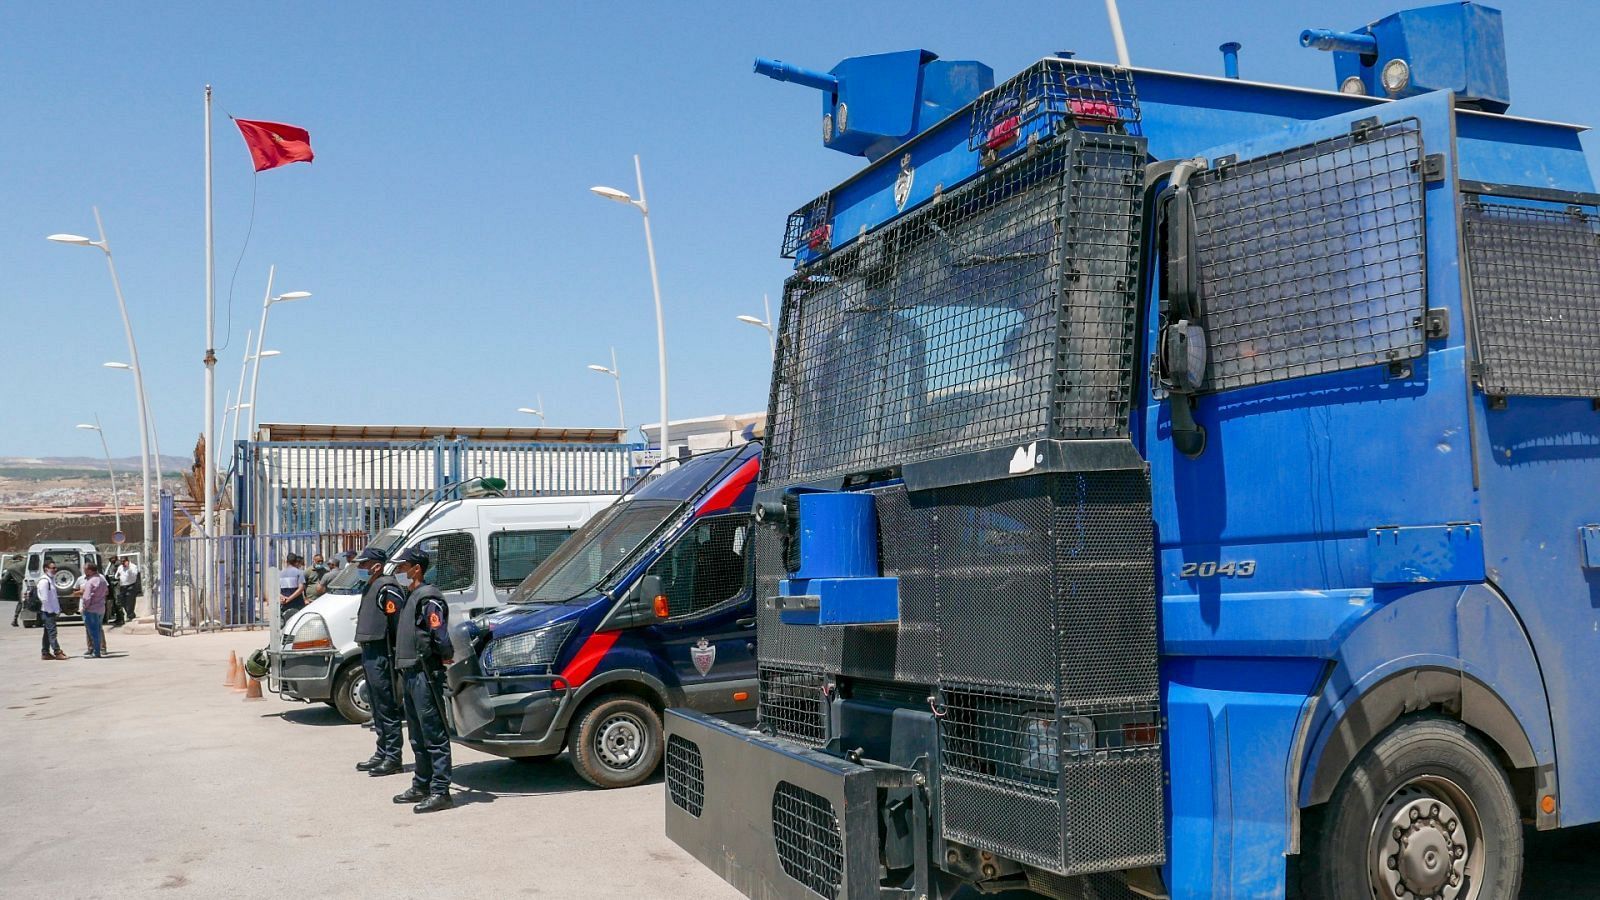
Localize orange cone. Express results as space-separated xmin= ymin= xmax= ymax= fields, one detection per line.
xmin=230 ymin=658 xmax=248 ymax=690
xmin=243 ymin=676 xmax=265 ymax=701
xmin=225 ymin=651 xmax=239 ymax=686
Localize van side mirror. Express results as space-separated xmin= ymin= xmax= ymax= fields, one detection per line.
xmin=609 ymin=574 xmax=668 ymax=629
xmin=641 ymin=575 xmax=669 ymax=620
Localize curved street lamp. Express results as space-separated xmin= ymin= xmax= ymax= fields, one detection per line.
xmin=737 ymin=293 xmax=775 ymax=358
xmin=587 ymin=347 xmax=626 ymax=432
xmin=591 ymin=155 xmax=669 ymax=458
xmin=51 ymin=211 xmax=156 ymax=572
xmin=247 ymin=262 xmax=310 ymax=439
xmin=76 ymin=417 xmax=122 ymax=538
xmin=517 ymin=394 xmax=547 ymax=426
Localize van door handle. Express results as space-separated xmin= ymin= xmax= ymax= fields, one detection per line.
xmin=736 ymin=616 xmax=757 ymax=628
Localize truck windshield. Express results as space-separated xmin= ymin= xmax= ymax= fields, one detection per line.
xmin=319 ymin=528 xmax=406 ymax=594
xmin=506 ymin=499 xmax=682 ymax=604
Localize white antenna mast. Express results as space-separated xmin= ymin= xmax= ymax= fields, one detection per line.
xmin=1104 ymin=0 xmax=1132 ymax=67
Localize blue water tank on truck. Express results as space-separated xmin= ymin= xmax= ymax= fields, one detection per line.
xmin=663 ymin=3 xmax=1600 ymax=898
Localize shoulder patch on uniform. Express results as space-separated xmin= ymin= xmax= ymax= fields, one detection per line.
xmin=428 ymin=612 xmax=442 ymax=629
xmin=384 ymin=600 xmax=397 ymax=614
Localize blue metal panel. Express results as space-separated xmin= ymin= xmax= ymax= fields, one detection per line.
xmin=1368 ymin=523 xmax=1486 ymax=585
xmin=1163 ymin=588 xmax=1374 ymax=658
xmin=1312 ymin=2 xmax=1510 ymax=112
xmin=777 ymin=576 xmax=900 ymax=626
xmin=1165 ymin=658 xmax=1325 ymax=899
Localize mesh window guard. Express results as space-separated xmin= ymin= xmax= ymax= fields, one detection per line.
xmin=764 ymin=133 xmax=1144 ymax=487
xmin=646 ymin=515 xmax=752 ymax=618
xmin=1190 ymin=119 xmax=1428 ymax=391
xmin=1463 ymin=193 xmax=1600 ymax=398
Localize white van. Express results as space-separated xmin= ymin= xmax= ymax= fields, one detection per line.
xmin=267 ymin=494 xmax=615 ymax=723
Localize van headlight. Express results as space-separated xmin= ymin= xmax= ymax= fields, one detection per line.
xmin=481 ymin=622 xmax=575 ymax=674
xmin=289 ymin=613 xmax=332 ymax=650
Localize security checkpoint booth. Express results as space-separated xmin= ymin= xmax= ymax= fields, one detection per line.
xmin=156 ymin=423 xmax=640 ymax=633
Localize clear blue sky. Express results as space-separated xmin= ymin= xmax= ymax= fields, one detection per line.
xmin=4 ymin=0 xmax=1597 ymax=459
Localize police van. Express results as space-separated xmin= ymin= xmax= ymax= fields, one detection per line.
xmin=269 ymin=491 xmax=615 ymax=723
xmin=448 ymin=442 xmax=760 ymax=788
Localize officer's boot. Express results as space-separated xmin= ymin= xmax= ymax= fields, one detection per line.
xmin=355 ymin=754 xmax=386 ymax=771
xmin=414 ymin=792 xmax=454 ymax=814
xmin=368 ymin=758 xmax=403 ymax=777
xmin=392 ymin=785 xmax=428 ymax=804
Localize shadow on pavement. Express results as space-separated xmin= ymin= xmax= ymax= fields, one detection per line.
xmin=449 ymin=757 xmax=646 ymax=798
xmin=262 ymin=706 xmax=349 ymax=727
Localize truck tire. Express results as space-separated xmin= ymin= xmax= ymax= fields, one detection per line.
xmin=1301 ymin=715 xmax=1522 ymax=900
xmin=332 ymin=662 xmax=374 ymax=725
xmin=569 ymin=694 xmax=663 ymax=789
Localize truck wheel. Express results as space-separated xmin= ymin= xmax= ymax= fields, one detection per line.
xmin=570 ymin=695 xmax=662 ymax=789
xmin=332 ymin=662 xmax=374 ymax=725
xmin=1302 ymin=715 xmax=1521 ymax=900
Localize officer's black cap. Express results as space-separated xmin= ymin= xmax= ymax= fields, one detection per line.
xmin=354 ymin=547 xmax=389 ymax=564
xmin=395 ymin=547 xmax=430 ymax=567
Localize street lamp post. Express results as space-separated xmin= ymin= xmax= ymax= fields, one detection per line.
xmin=736 ymin=293 xmax=776 ymax=358
xmin=242 ymin=349 xmax=282 ymax=441
xmin=246 ymin=264 xmax=310 ymax=439
xmin=587 ymin=348 xmax=626 ymax=432
xmin=76 ymin=417 xmax=122 ymax=538
xmin=517 ymin=394 xmax=547 ymax=426
xmin=591 ymin=155 xmax=670 ymax=459
xmin=50 ymin=212 xmax=155 ymax=580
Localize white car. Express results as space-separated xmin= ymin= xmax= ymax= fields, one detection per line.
xmin=268 ymin=494 xmax=615 ymax=723
xmin=19 ymin=541 xmax=101 ymax=627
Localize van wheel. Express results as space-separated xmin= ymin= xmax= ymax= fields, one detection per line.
xmin=1301 ymin=715 xmax=1521 ymax=900
xmin=570 ymin=695 xmax=662 ymax=789
xmin=332 ymin=662 xmax=373 ymax=725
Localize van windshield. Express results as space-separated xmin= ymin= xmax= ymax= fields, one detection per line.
xmin=319 ymin=528 xmax=406 ymax=594
xmin=507 ymin=499 xmax=681 ymax=604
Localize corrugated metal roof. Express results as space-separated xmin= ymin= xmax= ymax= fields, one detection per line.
xmin=257 ymin=423 xmax=629 ymax=444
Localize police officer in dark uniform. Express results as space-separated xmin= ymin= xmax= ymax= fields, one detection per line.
xmin=352 ymin=547 xmax=407 ymax=777
xmin=389 ymin=546 xmax=455 ymax=813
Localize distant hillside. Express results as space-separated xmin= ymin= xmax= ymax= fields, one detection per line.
xmin=0 ymin=455 xmax=189 ymax=476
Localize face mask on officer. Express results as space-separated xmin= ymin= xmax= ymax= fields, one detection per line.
xmin=395 ymin=568 xmax=414 ymax=588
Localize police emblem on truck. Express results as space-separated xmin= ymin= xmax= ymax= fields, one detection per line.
xmin=690 ymin=638 xmax=716 ymax=676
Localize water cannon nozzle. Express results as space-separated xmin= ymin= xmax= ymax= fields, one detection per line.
xmin=753 ymin=57 xmax=839 ymax=93
xmin=1299 ymin=28 xmax=1378 ymax=57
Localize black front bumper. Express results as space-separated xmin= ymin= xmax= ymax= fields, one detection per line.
xmin=447 ymin=660 xmax=573 ymax=758
xmin=665 ymin=709 xmax=927 ymax=900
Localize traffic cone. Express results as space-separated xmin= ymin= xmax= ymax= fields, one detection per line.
xmin=230 ymin=658 xmax=248 ymax=691
xmin=225 ymin=651 xmax=239 ymax=686
xmin=243 ymin=676 xmax=265 ymax=701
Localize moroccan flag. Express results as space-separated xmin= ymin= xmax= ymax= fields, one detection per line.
xmin=234 ymin=118 xmax=314 ymax=172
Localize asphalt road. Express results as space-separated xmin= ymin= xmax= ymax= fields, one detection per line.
xmin=2 ymin=603 xmax=1597 ymax=899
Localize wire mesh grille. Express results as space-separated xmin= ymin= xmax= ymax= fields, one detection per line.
xmin=755 ymin=522 xmax=834 ymax=670
xmin=782 ymin=192 xmax=833 ymax=259
xmin=764 ymin=133 xmax=1144 ymax=487
xmin=646 ymin=514 xmax=752 ymax=618
xmin=969 ymin=59 xmax=1141 ymax=153
xmin=772 ymin=781 xmax=845 ymax=899
xmin=940 ymin=683 xmax=1062 ymax=792
xmin=665 ymin=734 xmax=705 ymax=818
xmin=758 ymin=664 xmax=829 ymax=747
xmin=1463 ymin=194 xmax=1600 ymax=398
xmin=1190 ymin=119 xmax=1427 ymax=390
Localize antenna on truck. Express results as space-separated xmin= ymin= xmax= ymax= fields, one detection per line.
xmin=1104 ymin=0 xmax=1132 ymax=67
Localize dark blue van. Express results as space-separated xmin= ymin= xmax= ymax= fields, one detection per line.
xmin=447 ymin=442 xmax=761 ymax=788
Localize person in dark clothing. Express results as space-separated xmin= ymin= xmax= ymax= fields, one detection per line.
xmin=351 ymin=547 xmax=407 ymax=778
xmin=388 ymin=546 xmax=454 ymax=813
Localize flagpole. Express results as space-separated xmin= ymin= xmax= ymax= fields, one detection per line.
xmin=203 ymin=85 xmax=217 ymax=616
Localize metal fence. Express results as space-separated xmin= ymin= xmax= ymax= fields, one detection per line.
xmin=234 ymin=437 xmax=641 ymax=536
xmin=159 ymin=530 xmax=322 ymax=633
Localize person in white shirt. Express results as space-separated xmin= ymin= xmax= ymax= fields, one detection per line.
xmin=37 ymin=561 xmax=65 ymax=661
xmin=113 ymin=557 xmax=140 ymax=626
xmin=279 ymin=554 xmax=308 ymax=622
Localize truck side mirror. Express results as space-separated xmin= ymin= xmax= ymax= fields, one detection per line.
xmin=1157 ymin=174 xmax=1209 ymax=457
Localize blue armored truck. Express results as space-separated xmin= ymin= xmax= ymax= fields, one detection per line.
xmin=664 ymin=4 xmax=1600 ymax=898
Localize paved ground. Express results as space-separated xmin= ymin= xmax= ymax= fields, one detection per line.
xmin=0 ymin=605 xmax=742 ymax=899
xmin=2 ymin=600 xmax=1596 ymax=899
